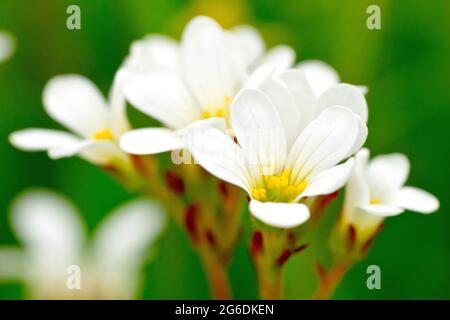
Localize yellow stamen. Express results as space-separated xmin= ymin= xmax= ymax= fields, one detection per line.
xmin=370 ymin=198 xmax=381 ymax=205
xmin=252 ymin=169 xmax=307 ymax=203
xmin=201 ymin=96 xmax=232 ymax=120
xmin=202 ymin=110 xmax=212 ymax=119
xmin=92 ymin=128 xmax=113 ymax=141
xmin=215 ymin=108 xmax=225 ymax=117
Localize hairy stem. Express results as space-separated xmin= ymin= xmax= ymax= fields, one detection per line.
xmin=258 ymin=267 xmax=284 ymax=300
xmin=200 ymin=249 xmax=232 ymax=300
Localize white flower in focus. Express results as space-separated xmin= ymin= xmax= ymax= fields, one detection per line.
xmin=190 ymin=86 xmax=367 ymax=229
xmin=245 ymin=68 xmax=368 ymax=149
xmin=342 ymin=148 xmax=439 ymax=238
xmin=0 ymin=189 xmax=165 ymax=299
xmin=297 ymin=60 xmax=368 ymax=97
xmin=0 ymin=31 xmax=15 ymax=63
xmin=119 ymin=16 xmax=296 ymax=155
xmin=9 ymin=71 xmax=131 ymax=168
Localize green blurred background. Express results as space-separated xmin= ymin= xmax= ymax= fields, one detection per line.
xmin=0 ymin=0 xmax=449 ymax=299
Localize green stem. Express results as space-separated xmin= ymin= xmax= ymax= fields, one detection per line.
xmin=313 ymin=261 xmax=349 ymax=300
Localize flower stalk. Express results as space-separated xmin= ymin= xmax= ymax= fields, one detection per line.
xmin=129 ymin=155 xmax=243 ymax=299
xmin=313 ymin=260 xmax=350 ymax=300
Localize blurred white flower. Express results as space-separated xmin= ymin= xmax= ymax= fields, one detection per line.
xmin=342 ymin=148 xmax=439 ymax=238
xmin=119 ymin=16 xmax=296 ymax=156
xmin=0 ymin=189 xmax=166 ymax=299
xmin=190 ymin=85 xmax=367 ymax=229
xmin=9 ymin=71 xmax=132 ymax=168
xmin=0 ymin=31 xmax=15 ymax=63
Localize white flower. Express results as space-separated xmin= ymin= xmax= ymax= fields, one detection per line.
xmin=9 ymin=71 xmax=131 ymax=168
xmin=119 ymin=16 xmax=296 ymax=155
xmin=296 ymin=60 xmax=368 ymax=97
xmin=189 ymin=83 xmax=367 ymax=229
xmin=0 ymin=31 xmax=15 ymax=63
xmin=0 ymin=189 xmax=165 ymax=299
xmin=342 ymin=148 xmax=439 ymax=238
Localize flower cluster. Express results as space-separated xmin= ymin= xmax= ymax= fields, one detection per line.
xmin=7 ymin=16 xmax=440 ymax=299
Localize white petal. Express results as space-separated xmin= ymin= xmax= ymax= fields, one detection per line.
xmin=345 ymin=113 xmax=368 ymax=159
xmin=43 ymin=75 xmax=110 ymax=137
xmin=257 ymin=45 xmax=295 ymax=71
xmin=120 ymin=128 xmax=182 ymax=155
xmin=287 ymin=106 xmax=363 ymax=184
xmin=9 ymin=129 xmax=79 ymax=151
xmin=124 ymin=71 xmax=200 ymax=130
xmin=301 ymin=158 xmax=354 ymax=198
xmin=190 ymin=127 xmax=253 ymax=194
xmin=229 ymin=25 xmax=265 ymax=67
xmin=178 ymin=117 xmax=227 ymax=137
xmin=367 ymin=153 xmax=410 ymax=194
xmin=396 ymin=186 xmax=439 ymax=214
xmin=49 ymin=139 xmax=126 ymax=165
xmin=297 ymin=60 xmax=340 ymax=97
xmin=256 ymin=74 xmax=303 ymax=148
xmin=11 ymin=189 xmax=85 ymax=274
xmin=108 ymin=68 xmax=132 ymax=134
xmin=92 ymin=199 xmax=165 ymax=273
xmin=231 ymin=88 xmax=286 ymax=176
xmin=0 ymin=31 xmax=15 ymax=63
xmin=249 ymin=200 xmax=310 ymax=229
xmin=278 ymin=69 xmax=317 ymax=137
xmin=125 ymin=34 xmax=179 ymax=72
xmin=317 ymin=83 xmax=368 ymax=122
xmin=343 ymin=148 xmax=371 ymax=214
xmin=358 ymin=204 xmax=404 ymax=217
xmin=181 ymin=16 xmax=244 ymax=108
xmin=244 ymin=64 xmax=276 ymax=89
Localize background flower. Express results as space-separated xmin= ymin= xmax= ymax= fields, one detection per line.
xmin=0 ymin=189 xmax=166 ymax=299
xmin=0 ymin=31 xmax=15 ymax=63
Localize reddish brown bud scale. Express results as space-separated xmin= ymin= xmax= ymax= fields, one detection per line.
xmin=102 ymin=164 xmax=119 ymax=174
xmin=315 ymin=262 xmax=327 ymax=283
xmin=184 ymin=203 xmax=199 ymax=243
xmin=287 ymin=232 xmax=296 ymax=247
xmin=294 ymin=243 xmax=309 ymax=253
xmin=218 ymin=181 xmax=229 ymax=198
xmin=205 ymin=229 xmax=217 ymax=248
xmin=319 ymin=191 xmax=339 ymax=208
xmin=347 ymin=224 xmax=357 ymax=252
xmin=276 ymin=249 xmax=292 ymax=267
xmin=130 ymin=155 xmax=147 ymax=174
xmin=250 ymin=231 xmax=263 ymax=257
xmin=165 ymin=171 xmax=185 ymax=195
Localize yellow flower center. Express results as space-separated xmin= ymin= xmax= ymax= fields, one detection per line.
xmin=202 ymin=96 xmax=231 ymax=120
xmin=92 ymin=128 xmax=113 ymax=141
xmin=370 ymin=197 xmax=381 ymax=205
xmin=251 ymin=169 xmax=307 ymax=203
